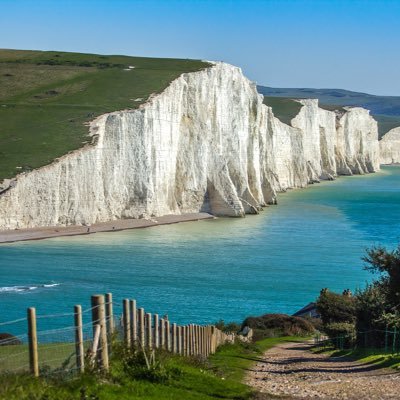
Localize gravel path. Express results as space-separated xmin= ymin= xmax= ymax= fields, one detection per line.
xmin=246 ymin=340 xmax=400 ymax=399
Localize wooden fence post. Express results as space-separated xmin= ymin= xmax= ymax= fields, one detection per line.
xmin=146 ymin=313 xmax=152 ymax=350
xmin=177 ymin=326 xmax=182 ymax=355
xmin=189 ymin=324 xmax=193 ymax=355
xmin=154 ymin=314 xmax=159 ymax=349
xmin=182 ymin=326 xmax=186 ymax=356
xmin=91 ymin=295 xmax=109 ymax=371
xmin=166 ymin=320 xmax=171 ymax=351
xmin=195 ymin=325 xmax=199 ymax=355
xmin=160 ymin=318 xmax=165 ymax=349
xmin=27 ymin=307 xmax=39 ymax=377
xmin=204 ymin=326 xmax=208 ymax=356
xmin=123 ymin=299 xmax=131 ymax=347
xmin=74 ymin=305 xmax=84 ymax=373
xmin=90 ymin=324 xmax=101 ymax=366
xmin=199 ymin=326 xmax=204 ymax=355
xmin=138 ymin=308 xmax=145 ymax=348
xmin=198 ymin=326 xmax=201 ymax=356
xmin=209 ymin=326 xmax=212 ymax=355
xmin=130 ymin=300 xmax=137 ymax=346
xmin=186 ymin=326 xmax=190 ymax=356
xmin=105 ymin=293 xmax=114 ymax=335
xmin=172 ymin=323 xmax=177 ymax=353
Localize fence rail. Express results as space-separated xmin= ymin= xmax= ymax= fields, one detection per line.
xmin=314 ymin=328 xmax=400 ymax=353
xmin=0 ymin=293 xmax=235 ymax=376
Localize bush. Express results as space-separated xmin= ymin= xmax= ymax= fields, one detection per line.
xmin=0 ymin=333 xmax=22 ymax=345
xmin=214 ymin=320 xmax=241 ymax=333
xmin=324 ymin=322 xmax=356 ymax=348
xmin=303 ymin=316 xmax=324 ymax=332
xmin=116 ymin=346 xmax=181 ymax=384
xmin=316 ymin=290 xmax=356 ymax=325
xmin=241 ymin=313 xmax=315 ymax=340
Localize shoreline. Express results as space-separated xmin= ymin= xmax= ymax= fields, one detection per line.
xmin=0 ymin=213 xmax=215 ymax=244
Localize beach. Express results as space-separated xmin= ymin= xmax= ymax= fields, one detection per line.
xmin=0 ymin=213 xmax=215 ymax=244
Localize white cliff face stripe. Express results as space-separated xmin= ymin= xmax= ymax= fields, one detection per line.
xmin=0 ymin=63 xmax=382 ymax=229
xmin=380 ymin=127 xmax=400 ymax=165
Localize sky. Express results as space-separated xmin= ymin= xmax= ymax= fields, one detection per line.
xmin=1 ymin=0 xmax=399 ymax=95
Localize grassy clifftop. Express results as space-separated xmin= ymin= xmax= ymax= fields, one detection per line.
xmin=0 ymin=49 xmax=210 ymax=181
xmin=262 ymin=96 xmax=303 ymax=125
xmin=259 ymin=85 xmax=400 ymax=137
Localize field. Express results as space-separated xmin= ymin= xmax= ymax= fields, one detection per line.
xmin=0 ymin=49 xmax=209 ymax=181
xmin=0 ymin=336 xmax=305 ymax=400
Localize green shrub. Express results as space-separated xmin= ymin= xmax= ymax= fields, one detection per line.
xmin=316 ymin=289 xmax=356 ymax=325
xmin=0 ymin=333 xmax=22 ymax=346
xmin=214 ymin=320 xmax=241 ymax=333
xmin=117 ymin=346 xmax=181 ymax=384
xmin=242 ymin=313 xmax=314 ymax=340
xmin=324 ymin=322 xmax=356 ymax=348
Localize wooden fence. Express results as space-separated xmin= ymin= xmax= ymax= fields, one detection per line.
xmin=24 ymin=293 xmax=235 ymax=376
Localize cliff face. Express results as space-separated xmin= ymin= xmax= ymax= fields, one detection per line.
xmin=0 ymin=63 xmax=381 ymax=229
xmin=380 ymin=127 xmax=400 ymax=164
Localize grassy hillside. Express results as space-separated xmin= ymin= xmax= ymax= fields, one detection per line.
xmin=262 ymin=96 xmax=303 ymax=125
xmin=258 ymin=86 xmax=400 ymax=137
xmin=0 ymin=336 xmax=305 ymax=400
xmin=0 ymin=49 xmax=210 ymax=182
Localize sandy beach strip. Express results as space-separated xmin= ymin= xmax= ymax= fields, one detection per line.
xmin=0 ymin=213 xmax=215 ymax=244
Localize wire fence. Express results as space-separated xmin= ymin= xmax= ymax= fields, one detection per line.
xmin=314 ymin=328 xmax=400 ymax=353
xmin=0 ymin=293 xmax=236 ymax=377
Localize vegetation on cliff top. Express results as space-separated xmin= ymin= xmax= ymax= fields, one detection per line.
xmin=259 ymin=85 xmax=400 ymax=137
xmin=0 ymin=49 xmax=210 ymax=182
xmin=262 ymin=96 xmax=303 ymax=125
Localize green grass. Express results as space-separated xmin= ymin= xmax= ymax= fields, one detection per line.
xmin=374 ymin=114 xmax=400 ymax=138
xmin=0 ymin=342 xmax=85 ymax=373
xmin=0 ymin=49 xmax=210 ymax=181
xmin=0 ymin=336 xmax=306 ymax=399
xmin=318 ymin=103 xmax=346 ymax=113
xmin=258 ymin=86 xmax=400 ymax=138
xmin=262 ymin=96 xmax=303 ymax=125
xmin=329 ymin=347 xmax=400 ymax=369
xmin=312 ymin=344 xmax=400 ymax=369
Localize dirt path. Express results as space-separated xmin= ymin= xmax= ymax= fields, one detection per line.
xmin=246 ymin=341 xmax=400 ymax=399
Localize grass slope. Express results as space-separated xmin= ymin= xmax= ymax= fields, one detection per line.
xmin=323 ymin=347 xmax=400 ymax=370
xmin=0 ymin=49 xmax=210 ymax=182
xmin=0 ymin=336 xmax=305 ymax=400
xmin=258 ymin=86 xmax=400 ymax=137
xmin=262 ymin=96 xmax=303 ymax=126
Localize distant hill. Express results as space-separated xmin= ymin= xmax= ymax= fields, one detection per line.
xmin=258 ymin=86 xmax=400 ymax=137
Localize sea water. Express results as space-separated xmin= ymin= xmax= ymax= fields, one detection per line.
xmin=1 ymin=166 xmax=400 ymax=334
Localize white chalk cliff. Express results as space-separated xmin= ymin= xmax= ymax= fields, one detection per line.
xmin=380 ymin=127 xmax=400 ymax=164
xmin=0 ymin=63 xmax=382 ymax=229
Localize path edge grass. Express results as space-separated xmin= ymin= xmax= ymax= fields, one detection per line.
xmin=0 ymin=336 xmax=308 ymax=399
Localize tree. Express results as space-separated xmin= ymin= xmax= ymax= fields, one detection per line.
xmin=316 ymin=289 xmax=356 ymax=326
xmin=363 ymin=245 xmax=400 ymax=309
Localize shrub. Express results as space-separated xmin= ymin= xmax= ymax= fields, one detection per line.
xmin=316 ymin=290 xmax=356 ymax=325
xmin=214 ymin=320 xmax=241 ymax=333
xmin=324 ymin=322 xmax=356 ymax=348
xmin=241 ymin=313 xmax=315 ymax=340
xmin=303 ymin=316 xmax=324 ymax=332
xmin=115 ymin=345 xmax=182 ymax=384
xmin=0 ymin=333 xmax=22 ymax=345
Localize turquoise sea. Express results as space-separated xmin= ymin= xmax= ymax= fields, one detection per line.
xmin=1 ymin=166 xmax=400 ymax=334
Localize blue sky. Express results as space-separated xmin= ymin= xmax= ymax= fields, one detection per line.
xmin=1 ymin=0 xmax=399 ymax=95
